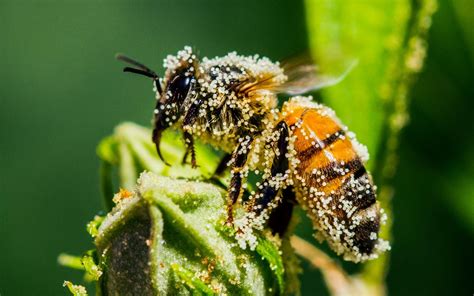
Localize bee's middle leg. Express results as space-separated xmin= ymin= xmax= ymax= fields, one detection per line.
xmin=226 ymin=138 xmax=253 ymax=226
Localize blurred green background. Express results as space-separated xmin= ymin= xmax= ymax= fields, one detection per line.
xmin=0 ymin=0 xmax=472 ymax=295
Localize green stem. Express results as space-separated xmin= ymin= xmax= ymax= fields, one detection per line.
xmin=364 ymin=0 xmax=437 ymax=291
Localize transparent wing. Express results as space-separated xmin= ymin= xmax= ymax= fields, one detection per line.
xmin=276 ymin=56 xmax=358 ymax=95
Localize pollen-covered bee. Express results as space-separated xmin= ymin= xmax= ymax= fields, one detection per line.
xmin=117 ymin=46 xmax=389 ymax=262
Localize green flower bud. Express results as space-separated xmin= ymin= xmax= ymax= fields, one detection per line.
xmin=93 ymin=172 xmax=290 ymax=295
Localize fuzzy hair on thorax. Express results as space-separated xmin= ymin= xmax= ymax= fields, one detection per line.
xmin=161 ymin=47 xmax=287 ymax=152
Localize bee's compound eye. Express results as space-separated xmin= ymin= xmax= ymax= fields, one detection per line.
xmin=168 ymin=73 xmax=192 ymax=99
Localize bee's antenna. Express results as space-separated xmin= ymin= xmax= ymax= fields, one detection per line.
xmin=116 ymin=54 xmax=157 ymax=75
xmin=116 ymin=53 xmax=162 ymax=93
xmin=122 ymin=67 xmax=156 ymax=78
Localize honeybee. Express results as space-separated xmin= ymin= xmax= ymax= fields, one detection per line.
xmin=117 ymin=46 xmax=389 ymax=262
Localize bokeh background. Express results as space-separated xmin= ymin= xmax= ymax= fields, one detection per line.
xmin=0 ymin=0 xmax=472 ymax=295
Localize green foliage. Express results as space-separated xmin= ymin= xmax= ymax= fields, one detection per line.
xmin=442 ymin=0 xmax=474 ymax=234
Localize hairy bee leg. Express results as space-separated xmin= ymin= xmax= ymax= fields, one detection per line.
xmin=208 ymin=153 xmax=231 ymax=188
xmin=267 ymin=186 xmax=296 ymax=236
xmin=181 ymin=148 xmax=189 ymax=165
xmin=182 ymin=131 xmax=197 ymax=168
xmin=248 ymin=121 xmax=290 ymax=226
xmin=227 ymin=138 xmax=253 ymax=226
xmin=213 ymin=153 xmax=232 ymax=176
xmin=181 ymin=97 xmax=204 ymax=168
xmin=181 ymin=135 xmax=190 ymax=165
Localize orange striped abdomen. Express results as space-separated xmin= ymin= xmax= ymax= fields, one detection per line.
xmin=282 ymin=98 xmax=384 ymax=262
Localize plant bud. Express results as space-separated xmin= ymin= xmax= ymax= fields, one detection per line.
xmin=93 ymin=172 xmax=288 ymax=295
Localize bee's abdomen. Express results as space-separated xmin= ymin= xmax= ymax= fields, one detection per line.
xmin=284 ymin=105 xmax=382 ymax=261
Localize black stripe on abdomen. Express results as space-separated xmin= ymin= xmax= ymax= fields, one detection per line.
xmin=316 ymin=158 xmax=364 ymax=183
xmin=298 ymin=129 xmax=345 ymax=160
xmin=340 ymin=169 xmax=376 ymax=211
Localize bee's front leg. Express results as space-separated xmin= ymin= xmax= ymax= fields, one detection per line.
xmin=227 ymin=138 xmax=253 ymax=226
xmin=213 ymin=153 xmax=232 ymax=177
xmin=182 ymin=131 xmax=197 ymax=168
xmin=181 ymin=99 xmax=203 ymax=169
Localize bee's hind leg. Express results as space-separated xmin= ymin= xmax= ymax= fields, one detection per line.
xmin=246 ymin=121 xmax=291 ymax=233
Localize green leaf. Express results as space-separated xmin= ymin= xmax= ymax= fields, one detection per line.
xmin=86 ymin=215 xmax=104 ymax=238
xmin=63 ymin=281 xmax=88 ymax=296
xmin=304 ymin=0 xmax=437 ymax=291
xmin=256 ymin=237 xmax=285 ymax=294
xmin=305 ymin=0 xmax=436 ymax=171
xmin=452 ymin=0 xmax=474 ymax=63
xmin=171 ymin=263 xmax=217 ymax=296
xmin=305 ymin=0 xmax=409 ymax=167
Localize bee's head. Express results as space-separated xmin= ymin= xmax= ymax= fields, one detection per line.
xmin=116 ymin=47 xmax=198 ymax=164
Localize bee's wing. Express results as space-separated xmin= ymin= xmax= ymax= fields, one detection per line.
xmin=276 ymin=56 xmax=358 ymax=95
